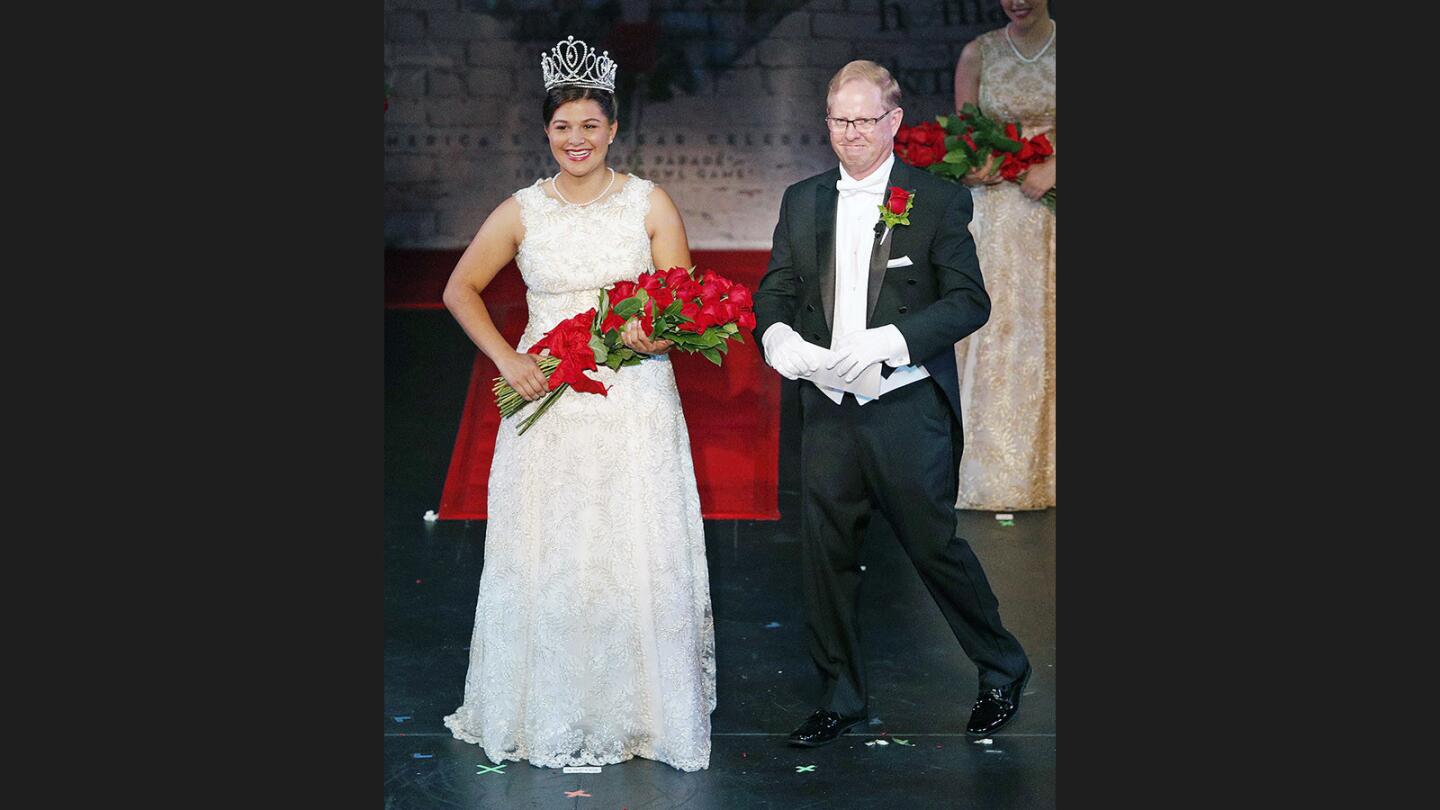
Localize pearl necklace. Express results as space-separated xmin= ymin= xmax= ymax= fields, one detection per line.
xmin=551 ymin=167 xmax=616 ymax=206
xmin=1005 ymin=18 xmax=1055 ymax=64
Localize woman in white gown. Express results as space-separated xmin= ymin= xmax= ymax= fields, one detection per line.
xmin=439 ymin=37 xmax=715 ymax=772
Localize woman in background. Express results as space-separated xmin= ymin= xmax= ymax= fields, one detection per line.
xmin=952 ymin=0 xmax=1056 ymax=511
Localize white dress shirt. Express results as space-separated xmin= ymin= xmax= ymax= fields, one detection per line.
xmin=821 ymin=154 xmax=929 ymax=405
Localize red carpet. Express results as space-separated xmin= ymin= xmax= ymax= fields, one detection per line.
xmin=387 ymin=249 xmax=780 ymax=520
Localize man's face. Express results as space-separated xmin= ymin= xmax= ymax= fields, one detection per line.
xmin=826 ymin=79 xmax=901 ymax=180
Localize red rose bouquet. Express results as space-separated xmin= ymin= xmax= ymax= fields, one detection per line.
xmin=493 ymin=265 xmax=755 ymax=435
xmin=893 ymin=120 xmax=949 ymax=168
xmin=895 ymin=102 xmax=1054 ymax=212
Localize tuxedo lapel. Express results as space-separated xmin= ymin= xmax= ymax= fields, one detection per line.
xmin=890 ymin=160 xmax=924 ymax=254
xmin=865 ymin=160 xmax=909 ymax=324
xmin=816 ymin=178 xmax=838 ymax=333
xmin=865 ymin=224 xmax=892 ymax=325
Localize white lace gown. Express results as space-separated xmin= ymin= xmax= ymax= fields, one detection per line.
xmin=443 ymin=175 xmax=717 ymax=772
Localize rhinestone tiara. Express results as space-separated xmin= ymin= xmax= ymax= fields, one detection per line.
xmin=540 ymin=35 xmax=617 ymax=92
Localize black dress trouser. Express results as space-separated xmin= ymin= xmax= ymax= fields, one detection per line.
xmin=799 ymin=378 xmax=1029 ymax=718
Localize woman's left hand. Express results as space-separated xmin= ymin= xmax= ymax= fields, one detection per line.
xmin=621 ymin=319 xmax=674 ymax=355
xmin=1020 ymin=157 xmax=1056 ymax=201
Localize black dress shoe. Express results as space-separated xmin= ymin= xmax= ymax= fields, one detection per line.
xmin=787 ymin=708 xmax=866 ymax=747
xmin=966 ymin=665 xmax=1032 ymax=736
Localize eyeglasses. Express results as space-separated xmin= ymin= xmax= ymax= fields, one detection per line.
xmin=824 ymin=109 xmax=897 ymax=133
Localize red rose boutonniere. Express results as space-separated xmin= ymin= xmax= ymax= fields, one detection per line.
xmin=878 ymin=186 xmax=914 ymax=231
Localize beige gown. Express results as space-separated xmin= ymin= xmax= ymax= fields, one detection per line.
xmin=955 ymin=27 xmax=1057 ymax=511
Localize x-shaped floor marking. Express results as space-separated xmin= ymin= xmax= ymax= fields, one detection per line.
xmin=564 ymin=789 xmax=592 ymax=797
xmin=476 ymin=763 xmax=507 ymax=775
xmin=795 ymin=765 xmax=816 ymax=773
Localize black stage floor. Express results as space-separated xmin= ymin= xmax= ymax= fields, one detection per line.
xmin=385 ymin=310 xmax=1056 ymax=808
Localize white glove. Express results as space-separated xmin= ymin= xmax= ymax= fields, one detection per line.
xmin=762 ymin=323 xmax=832 ymax=381
xmin=826 ymin=325 xmax=910 ymax=382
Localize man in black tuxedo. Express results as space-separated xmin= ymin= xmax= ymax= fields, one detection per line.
xmin=753 ymin=60 xmax=1031 ymax=746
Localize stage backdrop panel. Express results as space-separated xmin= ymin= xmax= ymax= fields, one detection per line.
xmin=386 ymin=249 xmax=780 ymax=520
xmin=385 ymin=0 xmax=1001 ymax=250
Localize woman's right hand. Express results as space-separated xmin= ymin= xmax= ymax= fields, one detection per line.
xmin=962 ymin=153 xmax=1005 ymax=187
xmin=496 ymin=351 xmax=551 ymax=401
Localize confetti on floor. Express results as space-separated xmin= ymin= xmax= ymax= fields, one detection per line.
xmin=893 ymin=738 xmax=912 ymax=746
xmin=973 ymin=738 xmax=994 ymax=745
xmin=392 ymin=715 xmax=412 ymax=723
xmin=564 ymin=789 xmax=592 ymax=797
xmin=411 ymin=753 xmax=433 ymax=759
xmin=423 ymin=510 xmax=438 ymax=522
xmin=764 ymin=621 xmax=781 ymax=628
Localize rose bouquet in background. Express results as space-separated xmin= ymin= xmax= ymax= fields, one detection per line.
xmin=895 ymin=102 xmax=1055 ymax=212
xmin=493 ymin=266 xmax=755 ymax=435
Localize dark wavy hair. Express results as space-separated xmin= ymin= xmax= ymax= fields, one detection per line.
xmin=542 ymin=85 xmax=616 ymax=125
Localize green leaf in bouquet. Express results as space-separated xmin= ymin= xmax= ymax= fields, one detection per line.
xmin=606 ymin=352 xmax=624 ymax=370
xmin=980 ymin=121 xmax=1022 ymax=153
xmin=701 ymin=347 xmax=723 ymax=366
xmin=714 ymin=336 xmax=730 ymax=354
xmin=942 ymin=150 xmax=969 ymax=164
xmin=729 ymin=330 xmax=745 ymax=343
xmin=589 ymin=335 xmax=608 ymax=364
xmin=722 ymin=322 xmax=739 ymax=334
xmin=613 ymin=298 xmax=643 ymax=318
xmin=663 ymin=299 xmax=683 ymax=318
xmin=991 ymin=135 xmax=1021 ymax=153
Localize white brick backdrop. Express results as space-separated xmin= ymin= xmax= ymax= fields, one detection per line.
xmin=384 ymin=0 xmax=1008 ymax=249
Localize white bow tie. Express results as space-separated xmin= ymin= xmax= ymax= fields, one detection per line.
xmin=836 ymin=172 xmax=887 ymax=197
